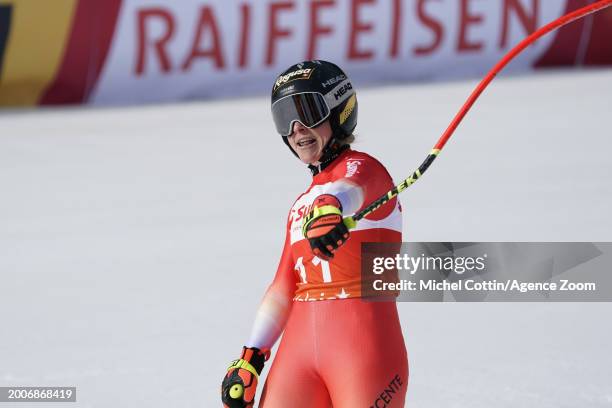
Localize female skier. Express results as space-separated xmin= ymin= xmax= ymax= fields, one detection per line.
xmin=221 ymin=60 xmax=408 ymax=408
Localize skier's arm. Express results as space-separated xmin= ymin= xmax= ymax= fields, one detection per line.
xmin=327 ymin=158 xmax=397 ymax=221
xmin=327 ymin=178 xmax=364 ymax=215
xmin=222 ymin=224 xmax=296 ymax=407
xmin=245 ymin=228 xmax=296 ymax=350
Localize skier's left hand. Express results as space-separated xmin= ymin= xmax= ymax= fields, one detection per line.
xmin=221 ymin=347 xmax=269 ymax=408
xmin=302 ymin=194 xmax=350 ymax=259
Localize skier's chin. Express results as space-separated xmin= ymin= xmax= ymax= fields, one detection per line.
xmin=301 ymin=155 xmax=322 ymax=165
xmin=297 ymin=149 xmax=322 ymax=165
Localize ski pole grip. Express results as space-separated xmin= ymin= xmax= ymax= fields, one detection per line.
xmin=343 ymin=216 xmax=358 ymax=230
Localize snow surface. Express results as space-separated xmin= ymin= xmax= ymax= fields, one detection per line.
xmin=1 ymin=69 xmax=612 ymax=407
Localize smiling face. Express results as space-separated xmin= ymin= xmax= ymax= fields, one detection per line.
xmin=286 ymin=120 xmax=333 ymax=165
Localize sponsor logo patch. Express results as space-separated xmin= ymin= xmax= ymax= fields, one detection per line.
xmin=274 ymin=68 xmax=314 ymax=91
xmin=333 ymin=81 xmax=353 ymax=100
xmin=321 ymin=74 xmax=346 ymax=88
xmin=345 ymin=158 xmax=363 ymax=177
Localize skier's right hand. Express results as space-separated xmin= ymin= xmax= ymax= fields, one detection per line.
xmin=221 ymin=346 xmax=269 ymax=408
xmin=302 ymin=194 xmax=350 ymax=259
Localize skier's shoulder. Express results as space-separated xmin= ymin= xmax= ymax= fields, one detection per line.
xmin=336 ymin=148 xmax=392 ymax=180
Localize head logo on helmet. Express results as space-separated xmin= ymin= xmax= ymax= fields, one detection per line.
xmin=321 ymin=74 xmax=346 ymax=89
xmin=333 ymin=82 xmax=353 ymax=101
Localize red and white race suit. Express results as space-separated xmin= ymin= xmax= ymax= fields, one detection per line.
xmin=247 ymin=148 xmax=408 ymax=408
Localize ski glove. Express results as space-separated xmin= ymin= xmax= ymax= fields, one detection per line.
xmin=302 ymin=194 xmax=350 ymax=259
xmin=221 ymin=346 xmax=269 ymax=408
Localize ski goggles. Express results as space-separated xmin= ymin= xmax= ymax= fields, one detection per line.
xmin=271 ymin=92 xmax=330 ymax=137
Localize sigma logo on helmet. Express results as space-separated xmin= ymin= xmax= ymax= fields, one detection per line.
xmin=274 ymin=68 xmax=314 ymax=91
xmin=334 ymin=82 xmax=353 ymax=100
xmin=321 ymin=74 xmax=346 ymax=89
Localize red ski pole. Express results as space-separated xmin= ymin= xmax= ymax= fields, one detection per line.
xmin=344 ymin=0 xmax=612 ymax=229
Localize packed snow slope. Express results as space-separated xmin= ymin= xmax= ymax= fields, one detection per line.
xmin=1 ymin=70 xmax=611 ymax=407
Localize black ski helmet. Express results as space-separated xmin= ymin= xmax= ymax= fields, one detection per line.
xmin=271 ymin=60 xmax=358 ymax=156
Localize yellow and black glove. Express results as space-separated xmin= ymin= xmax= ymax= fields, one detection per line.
xmin=221 ymin=347 xmax=269 ymax=408
xmin=302 ymin=194 xmax=350 ymax=259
